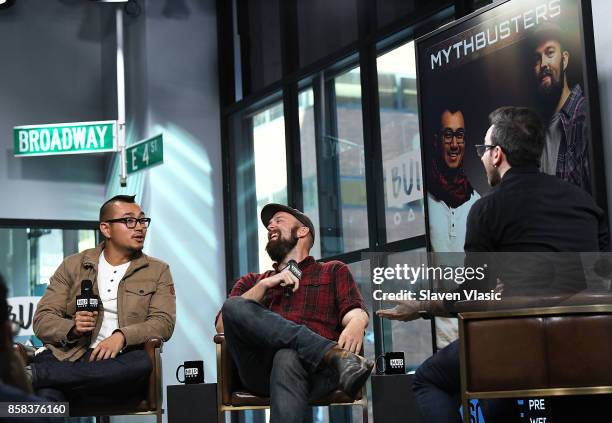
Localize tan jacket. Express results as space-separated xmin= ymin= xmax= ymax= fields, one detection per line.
xmin=33 ymin=243 xmax=176 ymax=361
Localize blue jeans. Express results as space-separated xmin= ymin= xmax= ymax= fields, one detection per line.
xmin=31 ymin=347 xmax=151 ymax=401
xmin=221 ymin=296 xmax=337 ymax=423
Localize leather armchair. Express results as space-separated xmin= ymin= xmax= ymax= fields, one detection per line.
xmin=14 ymin=339 xmax=164 ymax=423
xmin=214 ymin=333 xmax=368 ymax=423
xmin=456 ymin=294 xmax=612 ymax=423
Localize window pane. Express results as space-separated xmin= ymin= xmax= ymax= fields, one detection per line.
xmin=253 ymin=103 xmax=288 ymax=271
xmin=230 ymin=98 xmax=287 ymax=276
xmin=373 ymin=249 xmax=433 ymax=370
xmin=346 ymin=259 xmax=374 ymax=423
xmin=310 ymin=67 xmax=369 ymax=257
xmin=0 ymin=226 xmax=97 ymax=345
xmin=377 ymin=41 xmax=426 ymax=243
xmin=298 ymin=88 xmax=321 ymax=259
xmin=334 ymin=69 xmax=369 ymax=253
xmin=297 ymin=0 xmax=358 ymax=67
xmin=241 ymin=0 xmax=282 ymax=92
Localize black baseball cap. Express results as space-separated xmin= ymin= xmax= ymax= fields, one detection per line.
xmin=260 ymin=203 xmax=315 ymax=242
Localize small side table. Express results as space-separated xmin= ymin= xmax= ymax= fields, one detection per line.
xmin=371 ymin=374 xmax=424 ymax=423
xmin=167 ymin=383 xmax=218 ymax=423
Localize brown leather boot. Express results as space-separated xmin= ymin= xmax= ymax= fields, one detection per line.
xmin=322 ymin=346 xmax=374 ymax=399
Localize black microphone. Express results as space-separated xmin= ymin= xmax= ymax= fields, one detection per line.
xmin=76 ymin=280 xmax=99 ymax=312
xmin=284 ymin=260 xmax=302 ymax=297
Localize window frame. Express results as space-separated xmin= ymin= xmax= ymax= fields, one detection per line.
xmin=219 ymin=0 xmax=480 ymax=368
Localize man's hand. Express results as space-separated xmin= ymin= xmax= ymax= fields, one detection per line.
xmin=261 ymin=268 xmax=300 ymax=293
xmin=338 ymin=316 xmax=366 ymax=354
xmin=89 ymin=331 xmax=125 ymax=362
xmin=70 ymin=311 xmax=98 ymax=338
xmin=376 ymin=300 xmax=422 ymax=322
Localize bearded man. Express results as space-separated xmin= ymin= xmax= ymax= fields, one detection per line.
xmin=215 ymin=203 xmax=372 ymax=423
xmin=531 ymin=23 xmax=591 ymax=193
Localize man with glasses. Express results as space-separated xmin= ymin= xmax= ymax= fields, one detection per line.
xmin=427 ymin=107 xmax=480 ymax=348
xmin=379 ymin=107 xmax=608 ymax=422
xmin=28 ymin=195 xmax=176 ymax=402
xmin=427 ymin=107 xmax=480 ymax=252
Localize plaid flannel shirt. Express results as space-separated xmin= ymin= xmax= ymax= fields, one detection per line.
xmin=220 ymin=256 xmax=367 ymax=341
xmin=555 ymin=84 xmax=591 ymax=194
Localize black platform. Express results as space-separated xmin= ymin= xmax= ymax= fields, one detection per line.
xmin=167 ymin=383 xmax=218 ymax=423
xmin=371 ymin=374 xmax=424 ymax=423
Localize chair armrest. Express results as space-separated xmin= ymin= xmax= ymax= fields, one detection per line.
xmin=214 ymin=333 xmax=235 ymax=405
xmin=13 ymin=343 xmax=36 ymax=365
xmin=143 ymin=338 xmax=163 ymax=410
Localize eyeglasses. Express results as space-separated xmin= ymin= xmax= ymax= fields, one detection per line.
xmin=105 ymin=217 xmax=151 ymax=229
xmin=441 ymin=128 xmax=465 ymax=144
xmin=475 ymin=144 xmax=498 ymax=158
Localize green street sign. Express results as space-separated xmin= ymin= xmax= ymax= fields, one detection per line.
xmin=127 ymin=134 xmax=163 ymax=175
xmin=13 ymin=120 xmax=117 ymax=157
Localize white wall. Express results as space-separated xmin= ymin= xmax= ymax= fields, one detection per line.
xmin=0 ymin=0 xmax=115 ymax=221
xmin=592 ymin=0 xmax=612 ymax=220
xmin=106 ymin=1 xmax=224 ymax=422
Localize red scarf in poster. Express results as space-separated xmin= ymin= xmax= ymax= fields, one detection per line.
xmin=428 ymin=158 xmax=474 ymax=209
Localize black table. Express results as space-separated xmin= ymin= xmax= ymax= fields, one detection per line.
xmin=167 ymin=383 xmax=218 ymax=423
xmin=371 ymin=373 xmax=424 ymax=423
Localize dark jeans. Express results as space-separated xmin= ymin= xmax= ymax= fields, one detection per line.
xmin=221 ymin=296 xmax=337 ymax=423
xmin=414 ymin=340 xmax=521 ymax=423
xmin=31 ymin=347 xmax=151 ymax=401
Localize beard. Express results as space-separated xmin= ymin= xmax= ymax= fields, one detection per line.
xmin=265 ymin=227 xmax=299 ymax=263
xmin=536 ymin=65 xmax=565 ymax=120
xmin=486 ymin=165 xmax=502 ymax=187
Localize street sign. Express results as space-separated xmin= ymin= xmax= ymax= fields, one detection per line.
xmin=126 ymin=133 xmax=163 ymax=175
xmin=13 ymin=120 xmax=117 ymax=157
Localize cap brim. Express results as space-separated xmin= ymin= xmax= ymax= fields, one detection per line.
xmin=261 ymin=203 xmax=293 ymax=228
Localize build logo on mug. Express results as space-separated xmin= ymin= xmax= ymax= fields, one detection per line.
xmin=375 ymin=352 xmax=405 ymax=375
xmin=176 ymin=360 xmax=204 ymax=384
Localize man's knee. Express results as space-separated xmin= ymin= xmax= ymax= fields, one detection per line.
xmin=121 ymin=349 xmax=152 ymax=379
xmin=221 ymin=296 xmax=248 ymax=324
xmin=271 ymin=349 xmax=306 ymax=381
xmin=413 ymin=359 xmax=433 ymax=392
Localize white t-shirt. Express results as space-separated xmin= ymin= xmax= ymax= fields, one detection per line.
xmin=541 ymin=113 xmax=563 ymax=176
xmin=90 ymin=252 xmax=130 ymax=349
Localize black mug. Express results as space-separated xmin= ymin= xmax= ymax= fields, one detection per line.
xmin=176 ymin=360 xmax=204 ymax=384
xmin=375 ymin=352 xmax=405 ymax=375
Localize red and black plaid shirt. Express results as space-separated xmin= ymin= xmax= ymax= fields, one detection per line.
xmin=220 ymin=256 xmax=367 ymax=341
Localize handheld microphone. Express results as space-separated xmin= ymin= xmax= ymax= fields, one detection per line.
xmin=76 ymin=280 xmax=99 ymax=312
xmin=285 ymin=260 xmax=302 ymax=297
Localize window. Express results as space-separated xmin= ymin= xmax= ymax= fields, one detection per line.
xmin=297 ymin=0 xmax=359 ymax=67
xmin=229 ymin=97 xmax=287 ymax=276
xmin=377 ymin=41 xmax=426 ymax=243
xmin=0 ymin=224 xmax=97 ymax=345
xmin=299 ymin=88 xmax=321 ymax=259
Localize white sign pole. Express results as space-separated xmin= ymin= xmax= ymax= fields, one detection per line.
xmin=116 ymin=6 xmax=127 ymax=187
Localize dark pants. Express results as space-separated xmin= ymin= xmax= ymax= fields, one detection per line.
xmin=221 ymin=296 xmax=337 ymax=423
xmin=31 ymin=347 xmax=151 ymax=401
xmin=414 ymin=340 xmax=519 ymax=423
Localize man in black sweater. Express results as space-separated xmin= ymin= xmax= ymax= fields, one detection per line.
xmin=378 ymin=107 xmax=609 ymax=422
